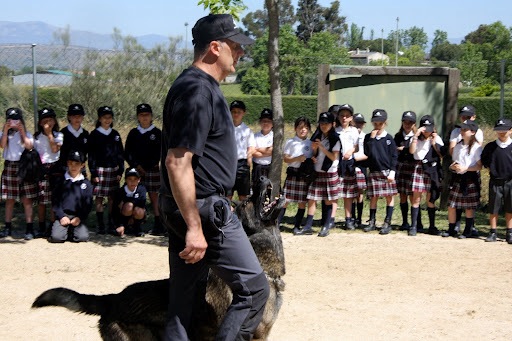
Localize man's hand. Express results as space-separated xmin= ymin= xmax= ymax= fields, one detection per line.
xmin=60 ymin=216 xmax=71 ymax=226
xmin=179 ymin=228 xmax=208 ymax=264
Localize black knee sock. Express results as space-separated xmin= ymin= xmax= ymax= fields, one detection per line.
xmin=323 ymin=205 xmax=333 ymax=228
xmin=427 ymin=207 xmax=436 ymax=228
xmin=304 ymin=214 xmax=314 ymax=229
xmin=96 ymin=212 xmax=104 ymax=228
xmin=351 ymin=202 xmax=356 ymax=220
xmin=277 ymin=208 xmax=286 ymax=225
xmin=456 ymin=208 xmax=463 ymax=224
xmin=369 ymin=208 xmax=376 ymax=221
xmin=26 ymin=222 xmax=34 ymax=234
xmin=294 ymin=208 xmax=306 ymax=228
xmin=357 ymin=202 xmax=364 ymax=221
xmin=400 ymin=202 xmax=409 ymax=225
xmin=464 ymin=217 xmax=474 ymax=235
xmin=38 ymin=222 xmax=46 ymax=232
xmin=417 ymin=209 xmax=423 ymax=229
xmin=385 ymin=206 xmax=394 ymax=223
xmin=410 ymin=207 xmax=420 ymax=229
xmin=320 ymin=201 xmax=327 ymax=225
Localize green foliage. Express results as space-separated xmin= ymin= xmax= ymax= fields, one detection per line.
xmin=458 ymin=42 xmax=488 ymax=86
xmin=471 ymin=83 xmax=500 ymax=97
xmin=403 ymin=26 xmax=428 ymax=50
xmin=197 ymin=0 xmax=247 ymax=19
xmin=241 ymin=66 xmax=270 ymax=95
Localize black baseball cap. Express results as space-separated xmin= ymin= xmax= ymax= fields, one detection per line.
xmin=5 ymin=107 xmax=22 ymax=120
xmin=456 ymin=120 xmax=479 ymax=132
xmin=192 ymin=14 xmax=255 ymax=46
xmin=259 ymin=108 xmax=273 ymax=120
xmin=420 ymin=115 xmax=435 ymax=132
xmin=354 ymin=113 xmax=366 ymax=123
xmin=67 ymin=104 xmax=85 ymax=116
xmin=401 ymin=111 xmax=417 ymax=122
xmin=318 ymin=112 xmax=334 ymax=123
xmin=230 ymin=100 xmax=246 ymax=111
xmin=125 ymin=168 xmax=140 ymax=178
xmin=136 ymin=103 xmax=152 ymax=114
xmin=67 ymin=150 xmax=86 ymax=163
xmin=38 ymin=107 xmax=56 ymax=120
xmin=371 ymin=109 xmax=387 ymax=122
xmin=98 ymin=106 xmax=114 ymax=118
xmin=493 ymin=118 xmax=512 ymax=131
xmin=338 ymin=103 xmax=354 ymax=114
xmin=459 ymin=104 xmax=476 ymax=116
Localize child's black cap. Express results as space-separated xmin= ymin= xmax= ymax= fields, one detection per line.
xmin=371 ymin=109 xmax=387 ymax=122
xmin=136 ymin=103 xmax=152 ymax=114
xmin=67 ymin=150 xmax=86 ymax=163
xmin=230 ymin=100 xmax=246 ymax=111
xmin=5 ymin=107 xmax=22 ymax=120
xmin=125 ymin=168 xmax=140 ymax=178
xmin=67 ymin=104 xmax=85 ymax=116
xmin=493 ymin=118 xmax=512 ymax=131
xmin=98 ymin=106 xmax=114 ymax=118
xmin=259 ymin=108 xmax=273 ymax=120
xmin=38 ymin=107 xmax=56 ymax=120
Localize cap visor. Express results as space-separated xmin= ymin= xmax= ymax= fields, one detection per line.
xmin=423 ymin=126 xmax=434 ymax=132
xmin=227 ymin=33 xmax=255 ymax=45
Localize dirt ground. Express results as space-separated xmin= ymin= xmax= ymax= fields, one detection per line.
xmin=1 ymin=229 xmax=511 ymax=341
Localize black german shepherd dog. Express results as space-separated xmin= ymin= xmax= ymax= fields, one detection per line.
xmin=32 ymin=176 xmax=286 ymax=341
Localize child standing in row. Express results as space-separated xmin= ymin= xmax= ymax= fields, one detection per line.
xmin=335 ymin=104 xmax=359 ymax=230
xmin=280 ymin=116 xmax=312 ymax=234
xmin=443 ymin=121 xmax=482 ymax=238
xmin=34 ymin=107 xmax=64 ymax=237
xmin=252 ymin=108 xmax=273 ymax=192
xmin=59 ymin=104 xmax=89 ymax=176
xmin=296 ymin=112 xmax=341 ymax=237
xmin=0 ymin=108 xmax=37 ymax=239
xmin=363 ymin=109 xmax=398 ymax=235
xmin=352 ymin=113 xmax=368 ymax=227
xmin=88 ymin=106 xmax=125 ymax=234
xmin=124 ymin=103 xmax=162 ymax=235
xmin=480 ymin=118 xmax=512 ymax=244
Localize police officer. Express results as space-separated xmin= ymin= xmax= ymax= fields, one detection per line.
xmin=159 ymin=14 xmax=269 ymax=341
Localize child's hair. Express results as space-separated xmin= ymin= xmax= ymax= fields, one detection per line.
xmin=294 ymin=116 xmax=311 ymax=130
xmin=35 ymin=117 xmax=60 ymax=138
xmin=398 ymin=122 xmax=416 ymax=136
xmin=465 ymin=133 xmax=478 ymax=156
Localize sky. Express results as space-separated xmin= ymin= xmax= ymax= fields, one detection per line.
xmin=2 ymin=0 xmax=511 ymax=43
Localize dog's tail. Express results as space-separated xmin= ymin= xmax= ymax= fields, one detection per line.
xmin=32 ymin=287 xmax=109 ymax=316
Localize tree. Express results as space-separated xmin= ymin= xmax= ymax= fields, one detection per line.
xmin=430 ymin=42 xmax=461 ymax=63
xmin=403 ymin=26 xmax=428 ymax=50
xmin=431 ymin=29 xmax=448 ymax=49
xmin=242 ymin=0 xmax=295 ymax=39
xmin=322 ymin=0 xmax=347 ymax=41
xmin=458 ymin=42 xmax=488 ymax=86
xmin=296 ymin=0 xmax=324 ymax=42
xmin=346 ymin=23 xmax=365 ymax=50
xmin=197 ymin=0 xmax=247 ymax=20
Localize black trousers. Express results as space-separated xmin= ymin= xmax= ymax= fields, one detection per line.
xmin=159 ymin=194 xmax=269 ymax=341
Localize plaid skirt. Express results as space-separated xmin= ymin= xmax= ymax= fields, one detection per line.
xmin=1 ymin=160 xmax=38 ymax=200
xmin=339 ymin=175 xmax=358 ymax=198
xmin=448 ymin=175 xmax=480 ymax=210
xmin=396 ymin=161 xmax=415 ymax=195
xmin=93 ymin=166 xmax=120 ymax=197
xmin=38 ymin=162 xmax=59 ymax=205
xmin=141 ymin=166 xmax=160 ymax=193
xmin=410 ymin=161 xmax=431 ymax=193
xmin=367 ymin=171 xmax=398 ymax=198
xmin=283 ymin=175 xmax=309 ymax=203
xmin=307 ymin=171 xmax=341 ymax=201
xmin=355 ymin=167 xmax=367 ymax=191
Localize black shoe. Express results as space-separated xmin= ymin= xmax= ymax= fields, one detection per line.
xmin=363 ymin=219 xmax=376 ymax=232
xmin=292 ymin=227 xmax=301 ymax=235
xmin=354 ymin=219 xmax=361 ymax=228
xmin=441 ymin=229 xmax=457 ymax=238
xmin=408 ymin=227 xmax=417 ymax=236
xmin=485 ymin=232 xmax=497 ymax=242
xmin=345 ymin=219 xmax=355 ymax=230
xmin=294 ymin=227 xmax=313 ymax=236
xmin=0 ymin=229 xmax=8 ymax=238
xmin=97 ymin=227 xmax=106 ymax=235
xmin=506 ymin=230 xmax=512 ymax=244
xmin=471 ymin=227 xmax=479 ymax=237
xmin=318 ymin=226 xmax=330 ymax=237
xmin=24 ymin=232 xmax=34 ymax=240
xmin=417 ymin=225 xmax=424 ymax=233
xmin=379 ymin=222 xmax=392 ymax=235
xmin=427 ymin=226 xmax=441 ymax=236
xmin=149 ymin=227 xmax=165 ymax=236
xmin=400 ymin=223 xmax=410 ymax=231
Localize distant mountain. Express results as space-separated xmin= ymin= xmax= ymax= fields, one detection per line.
xmin=0 ymin=21 xmax=170 ymax=50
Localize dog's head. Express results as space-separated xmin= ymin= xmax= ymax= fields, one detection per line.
xmin=235 ymin=176 xmax=285 ymax=236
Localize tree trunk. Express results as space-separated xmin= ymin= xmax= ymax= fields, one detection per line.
xmin=265 ymin=0 xmax=284 ymax=199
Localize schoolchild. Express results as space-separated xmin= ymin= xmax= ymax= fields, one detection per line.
xmin=88 ymin=106 xmax=125 ymax=234
xmin=448 ymin=104 xmax=484 ymax=234
xmin=295 ymin=112 xmax=341 ymax=237
xmin=480 ymin=118 xmax=512 ymax=244
xmin=49 ymin=150 xmax=93 ymax=243
xmin=278 ymin=116 xmax=313 ymax=234
xmin=363 ymin=109 xmax=398 ymax=235
xmin=33 ymin=107 xmax=64 ymax=237
xmin=252 ymin=108 xmax=273 ymax=192
xmin=59 ymin=104 xmax=89 ymax=176
xmin=111 ymin=168 xmax=147 ymax=237
xmin=335 ymin=104 xmax=359 ymax=230
xmin=227 ymin=100 xmax=255 ymax=201
xmin=0 ymin=108 xmax=38 ymax=239
xmin=124 ymin=103 xmax=162 ymax=235
xmin=408 ymin=115 xmax=445 ymax=236
xmin=394 ymin=111 xmax=417 ymax=231
xmin=351 ymin=113 xmax=368 ymax=227
xmin=442 ymin=120 xmax=482 ymax=238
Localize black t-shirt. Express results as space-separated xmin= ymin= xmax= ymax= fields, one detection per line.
xmin=160 ymin=66 xmax=236 ymax=199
